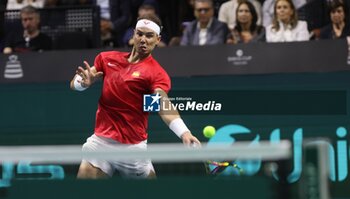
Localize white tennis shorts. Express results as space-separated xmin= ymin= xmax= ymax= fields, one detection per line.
xmin=82 ymin=134 xmax=155 ymax=178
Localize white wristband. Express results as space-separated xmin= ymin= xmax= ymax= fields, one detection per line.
xmin=169 ymin=118 xmax=190 ymax=138
xmin=73 ymin=75 xmax=87 ymax=91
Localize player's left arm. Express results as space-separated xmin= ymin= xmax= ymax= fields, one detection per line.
xmin=70 ymin=61 xmax=103 ymax=91
xmin=155 ymin=88 xmax=201 ymax=146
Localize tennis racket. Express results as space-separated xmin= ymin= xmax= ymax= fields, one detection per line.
xmin=205 ymin=160 xmax=244 ymax=175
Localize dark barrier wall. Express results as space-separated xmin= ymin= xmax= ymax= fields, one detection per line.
xmin=0 ymin=39 xmax=349 ymax=83
xmin=1 ymin=40 xmax=350 ymax=198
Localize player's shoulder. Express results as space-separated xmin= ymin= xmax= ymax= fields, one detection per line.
xmin=147 ymin=56 xmax=166 ymax=72
xmin=98 ymin=50 xmax=128 ymax=59
xmin=94 ymin=50 xmax=128 ymax=68
xmin=148 ymin=56 xmax=161 ymax=67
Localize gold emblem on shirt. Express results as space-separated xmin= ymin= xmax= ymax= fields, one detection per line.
xmin=132 ymin=71 xmax=140 ymax=77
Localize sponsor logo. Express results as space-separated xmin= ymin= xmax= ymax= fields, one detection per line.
xmin=4 ymin=55 xmax=23 ymax=79
xmin=227 ymin=49 xmax=252 ymax=66
xmin=207 ymin=124 xmax=349 ymax=182
xmin=162 ymin=100 xmax=222 ymax=111
xmin=107 ymin=62 xmax=117 ymax=67
xmin=136 ymin=172 xmax=145 ymax=176
xmin=132 ymin=71 xmax=140 ymax=77
xmin=143 ymin=93 xmax=162 ymax=112
xmin=143 ymin=93 xmax=222 ymax=112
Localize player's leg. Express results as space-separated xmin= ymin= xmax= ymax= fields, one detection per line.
xmin=115 ymin=159 xmax=156 ymax=179
xmin=78 ymin=134 xmax=115 ymax=178
xmin=77 ymin=161 xmax=109 ymax=179
xmin=113 ymin=140 xmax=157 ymax=179
xmin=147 ymin=163 xmax=157 ymax=179
xmin=147 ymin=168 xmax=156 ymax=179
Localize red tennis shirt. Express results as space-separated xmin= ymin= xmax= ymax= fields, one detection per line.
xmin=93 ymin=51 xmax=171 ymax=144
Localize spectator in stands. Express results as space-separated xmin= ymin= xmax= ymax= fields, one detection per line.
xmin=43 ymin=0 xmax=58 ymax=7
xmin=180 ymin=0 xmax=228 ymax=46
xmin=130 ymin=0 xmax=158 ymax=29
xmin=123 ymin=1 xmax=166 ymax=48
xmin=161 ymin=0 xmax=196 ymax=46
xmin=44 ymin=0 xmax=93 ymax=7
xmin=262 ymin=0 xmax=306 ymax=28
xmin=218 ymin=0 xmax=262 ymax=30
xmin=227 ymin=0 xmax=265 ymax=44
xmin=6 ymin=0 xmax=44 ymax=10
xmin=266 ymin=0 xmax=309 ymax=42
xmin=304 ymin=0 xmax=350 ymax=39
xmin=95 ymin=0 xmax=131 ymax=47
xmin=0 ymin=0 xmax=7 ymax=51
xmin=320 ymin=0 xmax=350 ymax=39
xmin=3 ymin=5 xmax=52 ymax=54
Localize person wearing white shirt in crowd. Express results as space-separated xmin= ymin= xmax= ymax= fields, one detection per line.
xmin=218 ymin=0 xmax=262 ymax=30
xmin=95 ymin=0 xmax=131 ymax=47
xmin=180 ymin=0 xmax=228 ymax=46
xmin=266 ymin=0 xmax=309 ymax=42
xmin=6 ymin=0 xmax=44 ymax=10
xmin=262 ymin=0 xmax=306 ymax=28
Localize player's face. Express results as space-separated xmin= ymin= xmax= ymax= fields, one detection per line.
xmin=237 ymin=4 xmax=252 ymax=24
xmin=21 ymin=12 xmax=40 ymax=34
xmin=194 ymin=2 xmax=214 ymax=24
xmin=275 ymin=0 xmax=294 ymax=23
xmin=330 ymin=6 xmax=345 ymax=24
xmin=133 ymin=27 xmax=160 ymax=56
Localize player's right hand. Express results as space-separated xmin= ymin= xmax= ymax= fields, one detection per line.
xmin=181 ymin=131 xmax=201 ymax=147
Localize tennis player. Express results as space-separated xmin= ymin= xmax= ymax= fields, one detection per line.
xmin=70 ymin=14 xmax=201 ymax=179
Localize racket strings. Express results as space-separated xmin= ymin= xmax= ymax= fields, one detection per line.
xmin=206 ymin=160 xmax=244 ymax=175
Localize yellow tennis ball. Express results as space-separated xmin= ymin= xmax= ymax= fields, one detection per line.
xmin=203 ymin=126 xmax=216 ymax=138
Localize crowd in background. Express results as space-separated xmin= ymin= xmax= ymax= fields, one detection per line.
xmin=0 ymin=0 xmax=349 ymax=54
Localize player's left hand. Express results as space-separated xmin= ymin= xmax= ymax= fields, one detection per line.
xmin=181 ymin=131 xmax=201 ymax=147
xmin=76 ymin=61 xmax=103 ymax=88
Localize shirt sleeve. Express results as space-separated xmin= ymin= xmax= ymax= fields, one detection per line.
xmin=151 ymin=67 xmax=171 ymax=94
xmin=94 ymin=53 xmax=104 ymax=73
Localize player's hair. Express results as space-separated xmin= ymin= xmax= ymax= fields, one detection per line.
xmin=137 ymin=13 xmax=163 ymax=33
xmin=20 ymin=5 xmax=40 ymax=16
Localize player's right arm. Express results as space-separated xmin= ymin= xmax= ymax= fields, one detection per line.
xmin=70 ymin=61 xmax=104 ymax=91
xmin=156 ymin=88 xmax=201 ymax=146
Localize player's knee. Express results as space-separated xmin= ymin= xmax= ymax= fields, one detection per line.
xmin=77 ymin=162 xmax=108 ymax=179
xmin=147 ymin=170 xmax=157 ymax=179
xmin=77 ymin=162 xmax=92 ymax=179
